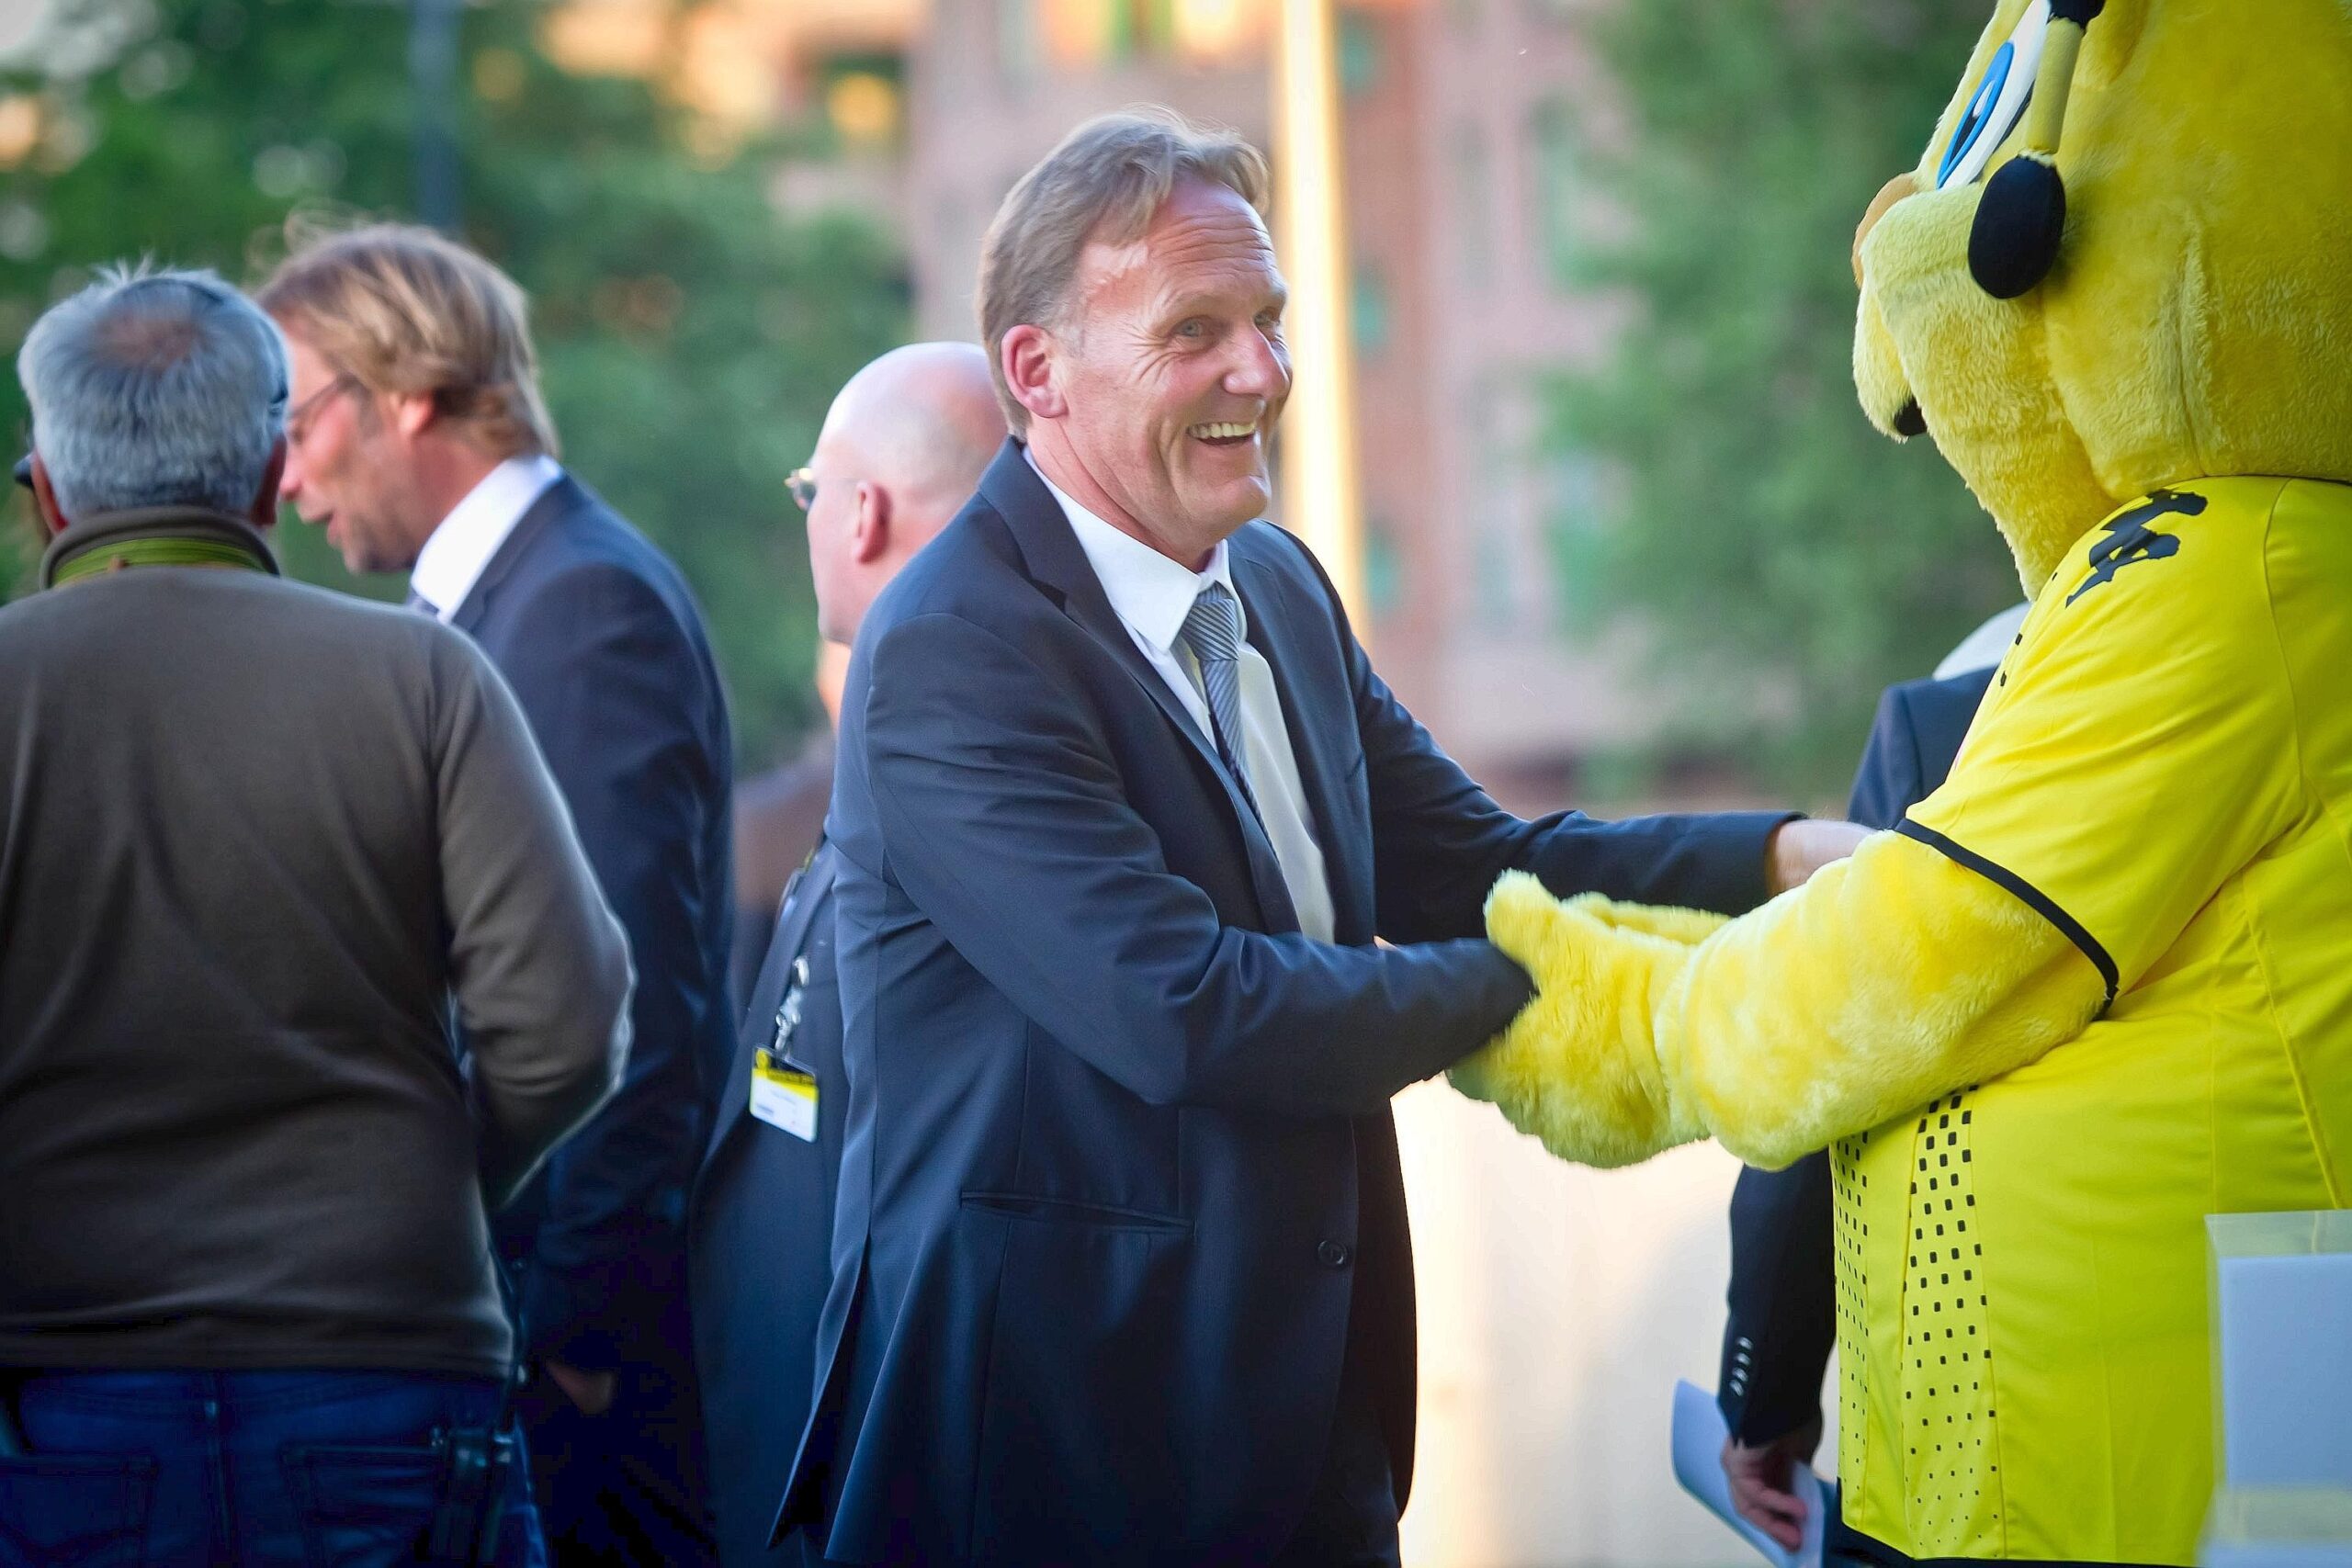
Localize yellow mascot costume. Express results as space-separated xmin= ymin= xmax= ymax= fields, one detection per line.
xmin=1452 ymin=2 xmax=2352 ymax=1562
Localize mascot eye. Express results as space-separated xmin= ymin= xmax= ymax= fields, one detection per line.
xmin=1936 ymin=1 xmax=2050 ymax=190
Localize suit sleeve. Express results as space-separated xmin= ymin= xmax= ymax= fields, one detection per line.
xmin=1846 ymin=685 xmax=1929 ymax=834
xmin=1317 ymin=557 xmax=1789 ymax=942
xmin=1717 ymin=1154 xmax=1835 ymax=1445
xmin=861 ymin=611 xmax=1536 ymax=1117
xmin=430 ymin=633 xmax=633 ymax=1209
xmin=493 ymin=561 xmax=729 ymax=1367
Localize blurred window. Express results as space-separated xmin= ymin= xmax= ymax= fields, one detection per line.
xmin=1526 ymin=96 xmax=1578 ymax=291
xmin=1339 ymin=11 xmax=1382 ymax=96
xmin=1453 ymin=124 xmax=1492 ymax=288
xmin=998 ymin=0 xmax=1044 ymax=82
xmin=1365 ymin=515 xmax=1402 ymax=622
xmin=1351 ymin=265 xmax=1391 ymax=356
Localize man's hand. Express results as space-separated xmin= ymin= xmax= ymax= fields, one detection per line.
xmin=1766 ymin=819 xmax=1870 ymax=896
xmin=545 ymin=1359 xmax=618 ymax=1416
xmin=1722 ymin=1416 xmax=1822 ymax=1551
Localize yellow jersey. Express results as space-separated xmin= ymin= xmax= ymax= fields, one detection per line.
xmin=1835 ymin=477 xmax=2352 ymax=1563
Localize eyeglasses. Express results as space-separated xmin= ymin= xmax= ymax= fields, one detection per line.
xmin=285 ymin=374 xmax=357 ymax=446
xmin=786 ymin=467 xmax=817 ymax=512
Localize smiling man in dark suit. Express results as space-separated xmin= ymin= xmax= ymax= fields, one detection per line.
xmin=264 ymin=226 xmax=733 ymax=1566
xmin=775 ymin=110 xmax=1862 ymax=1568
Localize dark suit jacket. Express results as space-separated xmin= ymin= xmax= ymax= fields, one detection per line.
xmin=1716 ymin=665 xmax=1996 ymax=1445
xmin=455 ymin=473 xmax=736 ymax=1371
xmin=777 ymin=441 xmax=1792 ymax=1564
xmin=692 ymin=844 xmax=845 ymax=1568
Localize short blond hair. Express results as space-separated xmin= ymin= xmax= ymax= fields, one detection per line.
xmin=257 ymin=222 xmax=557 ymax=459
xmin=976 ymin=107 xmax=1269 ymax=432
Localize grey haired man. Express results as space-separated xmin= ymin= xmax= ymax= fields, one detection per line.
xmin=0 ymin=265 xmax=630 ymax=1564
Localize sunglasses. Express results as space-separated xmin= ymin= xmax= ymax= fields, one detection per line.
xmin=787 ymin=467 xmax=817 ymax=512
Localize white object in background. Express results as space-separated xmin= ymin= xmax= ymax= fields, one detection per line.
xmin=1669 ymin=1379 xmax=1829 ymax=1568
xmin=1934 ymin=602 xmax=2031 ymax=680
xmin=2201 ymin=1486 xmax=2352 ymax=1568
xmin=2209 ymin=1212 xmax=2352 ymax=1490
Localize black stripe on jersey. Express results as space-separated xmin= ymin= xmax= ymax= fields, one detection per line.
xmin=1894 ymin=818 xmax=2120 ymax=1010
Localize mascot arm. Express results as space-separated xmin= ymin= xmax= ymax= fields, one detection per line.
xmin=1453 ymin=838 xmax=2103 ymax=1170
xmin=1656 ymin=830 xmax=2102 ymax=1168
xmin=1456 ymin=483 xmax=2301 ymax=1171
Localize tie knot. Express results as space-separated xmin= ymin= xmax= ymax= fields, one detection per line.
xmin=1181 ymin=582 xmax=1242 ymax=664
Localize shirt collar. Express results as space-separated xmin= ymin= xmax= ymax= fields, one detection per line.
xmin=1023 ymin=446 xmax=1238 ymax=656
xmin=408 ymin=452 xmax=563 ymax=620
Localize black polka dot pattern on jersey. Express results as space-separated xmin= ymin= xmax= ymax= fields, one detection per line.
xmin=1900 ymin=1089 xmax=1998 ymax=1545
xmin=1831 ymin=1129 xmax=1874 ymax=1495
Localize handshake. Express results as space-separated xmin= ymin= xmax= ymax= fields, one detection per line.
xmin=1452 ymin=818 xmax=1870 ymax=1170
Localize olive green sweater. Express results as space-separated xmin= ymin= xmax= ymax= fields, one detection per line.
xmin=0 ymin=509 xmax=631 ymax=1376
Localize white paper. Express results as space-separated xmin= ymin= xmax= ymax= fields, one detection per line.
xmin=1669 ymin=1379 xmax=1830 ymax=1568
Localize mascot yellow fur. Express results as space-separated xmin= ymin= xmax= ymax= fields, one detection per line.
xmin=1452 ymin=3 xmax=2352 ymax=1562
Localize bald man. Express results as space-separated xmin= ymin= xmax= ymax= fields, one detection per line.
xmin=687 ymin=344 xmax=1003 ymax=1568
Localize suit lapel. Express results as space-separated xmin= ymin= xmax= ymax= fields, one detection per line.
xmin=448 ymin=474 xmax=579 ymax=637
xmin=977 ymin=444 xmax=1300 ymax=933
xmin=1232 ymin=543 xmax=1370 ymax=944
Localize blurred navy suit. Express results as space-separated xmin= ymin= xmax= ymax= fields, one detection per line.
xmin=1717 ymin=667 xmax=1996 ymax=1449
xmin=693 ymin=844 xmax=844 ymax=1568
xmin=457 ymin=474 xmax=734 ymax=1563
xmin=777 ymin=442 xmax=1792 ymax=1565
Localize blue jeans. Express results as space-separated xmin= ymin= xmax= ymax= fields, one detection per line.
xmin=0 ymin=1370 xmax=546 ymax=1567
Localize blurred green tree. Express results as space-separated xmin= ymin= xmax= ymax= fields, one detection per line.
xmin=0 ymin=0 xmax=906 ymax=764
xmin=1547 ymin=0 xmax=2016 ymax=795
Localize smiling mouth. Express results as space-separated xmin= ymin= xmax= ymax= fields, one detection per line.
xmin=1189 ymin=421 xmax=1258 ymax=446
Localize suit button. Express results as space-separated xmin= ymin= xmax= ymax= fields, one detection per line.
xmin=1317 ymin=1240 xmax=1351 ymax=1269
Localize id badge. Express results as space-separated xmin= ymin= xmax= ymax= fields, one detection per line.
xmin=750 ymin=1049 xmax=818 ymax=1141
xmin=749 ymin=957 xmax=817 ymax=1141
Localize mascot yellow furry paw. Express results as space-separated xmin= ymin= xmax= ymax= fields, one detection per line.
xmin=1454 ymin=4 xmax=2352 ymax=1562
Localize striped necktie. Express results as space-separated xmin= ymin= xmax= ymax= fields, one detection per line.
xmin=1178 ymin=582 xmax=1261 ymax=822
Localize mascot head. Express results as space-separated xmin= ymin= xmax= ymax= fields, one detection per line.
xmin=1852 ymin=0 xmax=2352 ymax=588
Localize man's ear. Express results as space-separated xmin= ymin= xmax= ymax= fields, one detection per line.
xmin=249 ymin=436 xmax=288 ymax=530
xmin=388 ymin=389 xmax=438 ymax=441
xmin=1001 ymin=324 xmax=1067 ymax=423
xmin=28 ymin=455 xmax=66 ymax=537
xmin=852 ymin=479 xmax=891 ymax=566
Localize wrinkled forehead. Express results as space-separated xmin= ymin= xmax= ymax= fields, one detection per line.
xmin=1073 ymin=180 xmax=1284 ymax=321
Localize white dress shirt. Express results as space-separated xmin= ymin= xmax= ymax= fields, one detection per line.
xmin=407 ymin=453 xmax=564 ymax=622
xmin=1027 ymin=451 xmax=1337 ymax=943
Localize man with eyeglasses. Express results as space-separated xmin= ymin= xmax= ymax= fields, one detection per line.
xmin=688 ymin=342 xmax=1001 ymax=1568
xmin=261 ymin=226 xmax=736 ymax=1567
xmin=0 ymin=265 xmax=630 ymax=1562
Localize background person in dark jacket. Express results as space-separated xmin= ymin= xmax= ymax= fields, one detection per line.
xmin=0 ymin=265 xmax=630 ymax=1564
xmin=1717 ymin=604 xmax=2023 ymax=1551
xmin=691 ymin=341 xmax=1003 ymax=1568
xmin=263 ymin=227 xmax=735 ymax=1566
